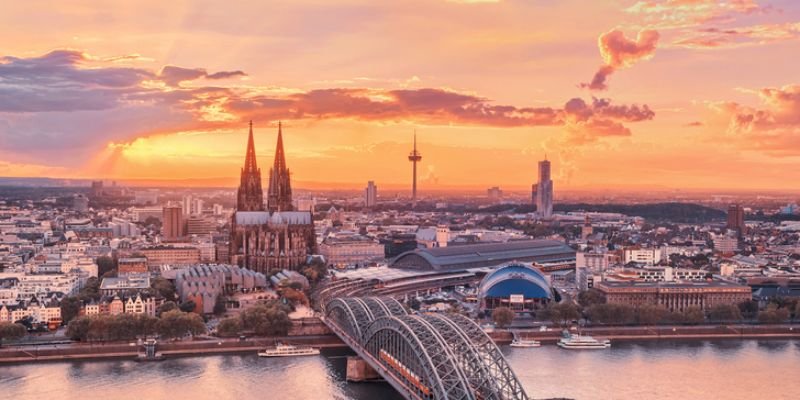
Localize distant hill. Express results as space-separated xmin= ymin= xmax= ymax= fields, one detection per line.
xmin=554 ymin=202 xmax=726 ymax=223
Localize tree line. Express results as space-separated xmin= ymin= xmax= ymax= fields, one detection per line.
xmin=490 ymin=289 xmax=800 ymax=328
xmin=65 ymin=310 xmax=205 ymax=342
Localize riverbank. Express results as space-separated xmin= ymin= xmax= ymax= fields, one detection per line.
xmin=1 ymin=324 xmax=797 ymax=364
xmin=0 ymin=335 xmax=347 ymax=364
xmin=511 ymin=324 xmax=800 ymax=343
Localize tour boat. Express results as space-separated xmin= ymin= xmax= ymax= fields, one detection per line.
xmin=258 ymin=343 xmax=321 ymax=357
xmin=557 ymin=332 xmax=611 ymax=350
xmin=510 ymin=338 xmax=541 ymax=348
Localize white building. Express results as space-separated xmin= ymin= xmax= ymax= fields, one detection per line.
xmin=713 ymin=234 xmax=740 ymax=254
xmin=319 ymin=236 xmax=385 ymax=268
xmin=623 ymin=247 xmax=662 ymax=266
xmin=577 ymin=250 xmax=612 ymax=272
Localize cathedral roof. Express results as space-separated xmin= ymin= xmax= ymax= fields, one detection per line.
xmin=235 ymin=211 xmax=311 ymax=225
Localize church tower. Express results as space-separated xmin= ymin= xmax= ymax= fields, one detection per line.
xmin=236 ymin=121 xmax=265 ymax=211
xmin=267 ymin=122 xmax=294 ymax=212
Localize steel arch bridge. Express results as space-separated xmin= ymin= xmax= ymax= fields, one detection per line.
xmin=323 ymin=297 xmax=529 ymax=400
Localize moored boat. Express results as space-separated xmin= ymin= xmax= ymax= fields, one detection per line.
xmin=258 ymin=343 xmax=321 ymax=357
xmin=510 ymin=338 xmax=541 ymax=348
xmin=557 ymin=331 xmax=610 ymax=350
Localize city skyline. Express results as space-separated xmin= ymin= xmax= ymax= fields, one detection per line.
xmin=1 ymin=1 xmax=799 ymax=192
xmin=2 ymin=3 xmax=799 ymax=400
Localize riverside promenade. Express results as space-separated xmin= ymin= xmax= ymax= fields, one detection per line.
xmin=1 ymin=323 xmax=798 ymax=364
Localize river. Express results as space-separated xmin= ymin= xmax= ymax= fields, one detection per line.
xmin=1 ymin=340 xmax=798 ymax=400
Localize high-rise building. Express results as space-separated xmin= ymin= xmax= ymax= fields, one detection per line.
xmin=182 ymin=195 xmax=192 ymax=216
xmin=581 ymin=215 xmax=594 ymax=240
xmin=365 ymin=181 xmax=378 ymax=207
xmin=487 ymin=186 xmax=503 ymax=201
xmin=407 ymin=132 xmax=422 ymax=202
xmin=191 ymin=198 xmax=204 ymax=215
xmin=162 ymin=205 xmax=184 ymax=240
xmin=534 ymin=158 xmax=553 ymax=218
xmin=726 ymin=204 xmax=745 ymax=235
xmin=229 ymin=122 xmax=316 ymax=272
xmin=267 ymin=121 xmax=293 ymax=212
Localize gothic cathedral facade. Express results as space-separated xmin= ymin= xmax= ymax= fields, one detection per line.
xmin=229 ymin=122 xmax=316 ymax=273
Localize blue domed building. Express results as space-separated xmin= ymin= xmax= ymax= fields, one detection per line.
xmin=478 ymin=263 xmax=552 ymax=313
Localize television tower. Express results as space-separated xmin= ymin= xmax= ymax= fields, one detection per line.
xmin=408 ymin=131 xmax=422 ymax=202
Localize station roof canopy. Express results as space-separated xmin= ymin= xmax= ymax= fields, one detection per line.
xmin=390 ymin=239 xmax=575 ymax=272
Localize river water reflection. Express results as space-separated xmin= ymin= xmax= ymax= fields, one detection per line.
xmin=1 ymin=340 xmax=797 ymax=400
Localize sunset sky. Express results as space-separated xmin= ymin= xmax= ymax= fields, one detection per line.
xmin=1 ymin=0 xmax=799 ymax=191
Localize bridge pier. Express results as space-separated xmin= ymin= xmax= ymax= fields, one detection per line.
xmin=346 ymin=356 xmax=382 ymax=382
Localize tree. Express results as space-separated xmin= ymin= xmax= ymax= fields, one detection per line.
xmin=408 ymin=298 xmax=421 ymax=311
xmin=157 ymin=301 xmax=178 ymax=316
xmin=150 ymin=277 xmax=176 ymax=300
xmin=143 ymin=216 xmax=162 ymax=229
xmin=577 ymin=289 xmax=606 ymax=309
xmin=586 ymin=304 xmax=635 ymax=325
xmin=60 ymin=296 xmax=83 ymax=324
xmin=708 ymin=304 xmax=743 ymax=323
xmin=738 ymin=300 xmax=759 ymax=318
xmin=636 ymin=304 xmax=668 ymax=326
xmin=758 ymin=305 xmax=790 ymax=324
xmin=179 ymin=300 xmax=197 ymax=313
xmin=66 ymin=316 xmax=92 ymax=341
xmin=491 ymin=307 xmax=515 ymax=328
xmin=239 ymin=303 xmax=292 ymax=336
xmin=683 ymin=306 xmax=705 ymax=325
xmin=0 ymin=322 xmax=26 ymax=346
xmin=546 ymin=302 xmax=580 ymax=327
xmin=95 ymin=256 xmax=117 ymax=277
xmin=79 ymin=277 xmax=101 ymax=301
xmin=213 ymin=296 xmax=227 ymax=315
xmin=217 ymin=317 xmax=242 ymax=337
xmin=157 ymin=310 xmax=206 ymax=339
xmin=281 ymin=287 xmax=308 ymax=306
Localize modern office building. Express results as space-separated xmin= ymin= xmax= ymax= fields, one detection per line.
xmin=532 ymin=158 xmax=553 ymax=218
xmin=139 ymin=246 xmax=201 ymax=268
xmin=186 ymin=215 xmax=215 ymax=235
xmin=727 ymin=204 xmax=746 ymax=235
xmin=365 ymin=181 xmax=378 ymax=207
xmin=162 ymin=205 xmax=184 ymax=241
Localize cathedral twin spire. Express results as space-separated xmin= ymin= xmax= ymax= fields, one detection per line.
xmin=236 ymin=121 xmax=293 ymax=213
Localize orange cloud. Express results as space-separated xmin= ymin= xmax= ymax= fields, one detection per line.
xmin=625 ymin=0 xmax=769 ymax=29
xmin=673 ymin=22 xmax=800 ymax=48
xmin=159 ymin=66 xmax=247 ymax=87
xmin=716 ymin=84 xmax=800 ymax=155
xmin=0 ymin=49 xmax=656 ymax=175
xmin=581 ymin=29 xmax=660 ymax=90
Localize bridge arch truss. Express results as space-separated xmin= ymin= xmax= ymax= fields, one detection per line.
xmin=323 ymin=296 xmax=529 ymax=400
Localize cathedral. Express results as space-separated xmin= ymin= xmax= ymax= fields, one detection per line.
xmin=229 ymin=121 xmax=316 ymax=273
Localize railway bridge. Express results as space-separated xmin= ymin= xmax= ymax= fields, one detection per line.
xmin=322 ymin=296 xmax=529 ymax=400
